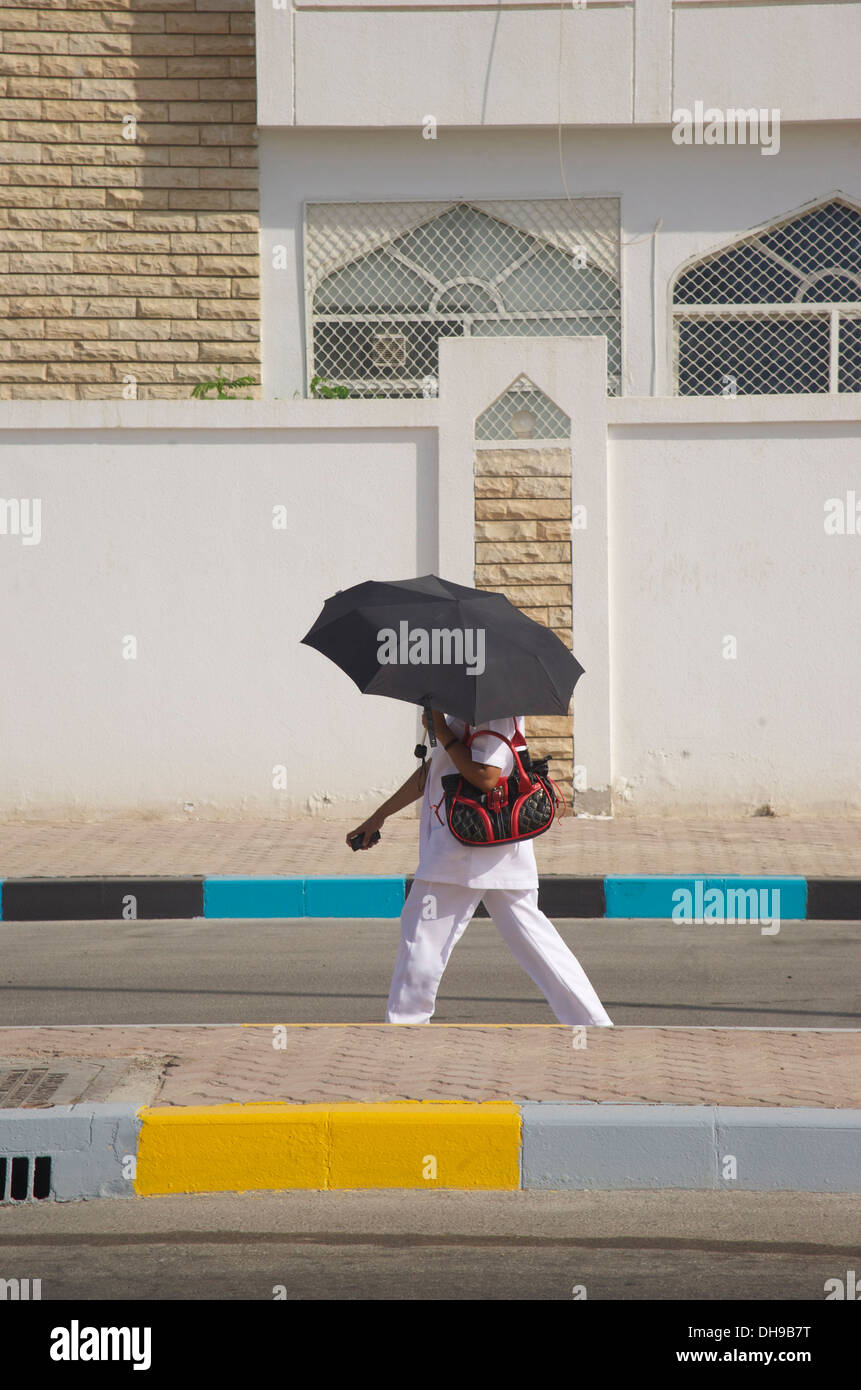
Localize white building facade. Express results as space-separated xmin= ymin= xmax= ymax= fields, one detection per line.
xmin=0 ymin=0 xmax=859 ymax=818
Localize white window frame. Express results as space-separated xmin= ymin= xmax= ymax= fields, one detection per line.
xmin=669 ymin=194 xmax=861 ymax=396
xmin=303 ymin=196 xmax=622 ymax=398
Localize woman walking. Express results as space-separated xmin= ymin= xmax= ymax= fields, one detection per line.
xmin=347 ymin=707 xmax=613 ymax=1027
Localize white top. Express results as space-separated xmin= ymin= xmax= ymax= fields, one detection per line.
xmin=415 ymin=713 xmax=539 ymax=890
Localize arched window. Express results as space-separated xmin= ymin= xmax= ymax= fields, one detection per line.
xmin=306 ymin=199 xmax=620 ymax=397
xmin=672 ymin=199 xmax=861 ymax=395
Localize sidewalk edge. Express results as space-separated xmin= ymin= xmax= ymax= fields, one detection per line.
xmin=2 ymin=1102 xmax=859 ymax=1199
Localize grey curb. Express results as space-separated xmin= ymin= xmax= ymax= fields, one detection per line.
xmin=0 ymin=1103 xmax=141 ymax=1202
xmin=3 ymin=1102 xmax=859 ymax=1199
xmin=521 ymin=1104 xmax=861 ymax=1192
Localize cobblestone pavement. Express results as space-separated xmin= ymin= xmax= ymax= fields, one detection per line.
xmin=2 ymin=1025 xmax=858 ymax=1109
xmin=0 ymin=815 xmax=859 ymax=877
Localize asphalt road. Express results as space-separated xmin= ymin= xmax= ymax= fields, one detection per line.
xmin=0 ymin=917 xmax=858 ymax=1027
xmin=1 ymin=1189 xmax=858 ymax=1301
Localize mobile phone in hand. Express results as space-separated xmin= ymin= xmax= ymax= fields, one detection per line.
xmin=350 ymin=829 xmax=381 ymax=851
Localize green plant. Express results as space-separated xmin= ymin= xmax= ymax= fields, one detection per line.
xmin=191 ymin=373 xmax=256 ymax=400
xmin=309 ymin=373 xmax=350 ymax=399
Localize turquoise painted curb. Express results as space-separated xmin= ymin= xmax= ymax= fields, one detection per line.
xmin=0 ymin=874 xmax=839 ymax=923
xmin=304 ymin=876 xmax=406 ymax=917
xmin=204 ymin=877 xmax=305 ymax=918
xmin=604 ymin=875 xmax=807 ymax=920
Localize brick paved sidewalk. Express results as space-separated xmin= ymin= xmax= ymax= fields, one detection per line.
xmin=2 ymin=1025 xmax=858 ymax=1109
xmin=1 ymin=815 xmax=860 ymax=878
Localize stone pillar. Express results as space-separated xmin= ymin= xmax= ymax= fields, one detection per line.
xmin=438 ymin=335 xmax=611 ymax=816
xmin=474 ymin=445 xmax=574 ymax=802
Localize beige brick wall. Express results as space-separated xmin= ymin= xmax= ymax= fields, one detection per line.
xmin=475 ymin=446 xmax=575 ymax=802
xmin=0 ymin=0 xmax=260 ymax=400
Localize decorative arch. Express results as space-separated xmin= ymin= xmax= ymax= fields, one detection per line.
xmin=307 ymin=199 xmax=621 ymax=397
xmin=475 ymin=374 xmax=571 ymax=442
xmin=671 ymin=197 xmax=861 ymax=395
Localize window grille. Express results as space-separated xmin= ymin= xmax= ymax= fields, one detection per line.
xmin=672 ymin=199 xmax=861 ymax=395
xmin=475 ymin=374 xmax=571 ymax=442
xmin=305 ymin=199 xmax=620 ymax=398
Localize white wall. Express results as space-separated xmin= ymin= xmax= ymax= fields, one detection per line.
xmin=0 ymin=402 xmax=439 ymax=819
xmin=1 ymin=362 xmax=859 ymax=819
xmin=673 ymin=4 xmax=861 ymax=123
xmin=258 ymin=124 xmax=861 ymax=402
xmin=292 ymin=8 xmax=633 ymax=128
xmin=256 ymin=0 xmax=861 ymax=128
xmin=608 ymin=410 xmax=861 ymax=814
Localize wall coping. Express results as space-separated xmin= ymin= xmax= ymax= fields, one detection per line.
xmin=0 ymin=401 xmax=442 ymax=432
xmin=606 ymin=395 xmax=861 ymax=426
xmin=0 ymin=394 xmax=858 ymax=433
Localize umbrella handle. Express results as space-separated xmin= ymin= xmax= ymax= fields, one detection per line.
xmin=421 ymin=697 xmax=437 ymax=747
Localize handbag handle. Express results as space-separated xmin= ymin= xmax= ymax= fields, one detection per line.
xmin=463 ymin=726 xmax=532 ymax=797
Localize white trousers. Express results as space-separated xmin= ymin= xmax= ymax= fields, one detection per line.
xmin=386 ymin=878 xmax=614 ymax=1026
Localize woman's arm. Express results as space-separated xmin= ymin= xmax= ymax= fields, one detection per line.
xmin=376 ymin=763 xmax=427 ymax=819
xmin=429 ymin=709 xmax=502 ymax=793
xmin=345 ymin=764 xmax=425 ymax=849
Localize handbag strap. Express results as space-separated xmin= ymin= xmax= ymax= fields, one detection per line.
xmin=463 ymin=725 xmax=532 ymax=796
xmin=464 ymin=721 xmax=527 ymax=749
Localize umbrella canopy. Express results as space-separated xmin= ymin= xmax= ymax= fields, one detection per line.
xmin=300 ymin=574 xmax=584 ymax=728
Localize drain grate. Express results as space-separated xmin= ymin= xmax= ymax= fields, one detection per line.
xmin=0 ymin=1154 xmax=52 ymax=1202
xmin=0 ymin=1069 xmax=69 ymax=1107
xmin=0 ymin=1057 xmax=147 ymax=1107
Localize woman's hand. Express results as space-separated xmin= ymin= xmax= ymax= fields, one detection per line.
xmin=345 ymin=812 xmax=384 ymax=850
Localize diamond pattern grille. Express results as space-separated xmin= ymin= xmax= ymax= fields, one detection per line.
xmin=673 ymin=199 xmax=861 ymax=395
xmin=838 ymin=315 xmax=861 ymax=392
xmin=306 ymin=199 xmax=620 ymax=397
xmin=676 ymin=314 xmax=832 ymax=396
xmin=476 ymin=374 xmax=571 ymax=441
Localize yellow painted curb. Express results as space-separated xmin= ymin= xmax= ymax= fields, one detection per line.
xmin=135 ymin=1104 xmax=330 ymax=1196
xmin=135 ymin=1101 xmax=521 ymax=1195
xmin=329 ymin=1103 xmax=520 ymax=1190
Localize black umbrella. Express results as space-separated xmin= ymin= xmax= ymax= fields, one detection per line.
xmin=300 ymin=574 xmax=584 ymax=746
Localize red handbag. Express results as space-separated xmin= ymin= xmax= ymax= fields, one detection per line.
xmin=432 ymin=725 xmax=566 ymax=847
